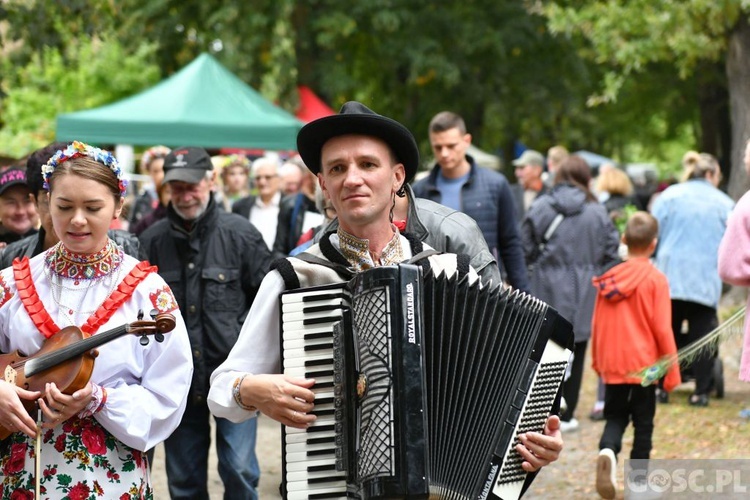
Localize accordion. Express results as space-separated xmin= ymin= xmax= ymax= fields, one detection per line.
xmin=280 ymin=264 xmax=573 ymax=500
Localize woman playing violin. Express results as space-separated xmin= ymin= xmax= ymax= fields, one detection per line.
xmin=0 ymin=142 xmax=193 ymax=498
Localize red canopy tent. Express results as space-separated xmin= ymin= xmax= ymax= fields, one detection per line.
xmin=295 ymin=86 xmax=335 ymax=123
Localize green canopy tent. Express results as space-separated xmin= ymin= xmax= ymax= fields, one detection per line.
xmin=56 ymin=53 xmax=303 ymax=150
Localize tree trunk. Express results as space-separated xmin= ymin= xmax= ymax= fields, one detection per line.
xmin=696 ymin=62 xmax=730 ymax=174
xmin=726 ymin=13 xmax=750 ymax=200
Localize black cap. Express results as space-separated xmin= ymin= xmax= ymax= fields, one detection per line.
xmin=296 ymin=101 xmax=419 ymax=183
xmin=0 ymin=167 xmax=29 ymax=196
xmin=162 ymin=147 xmax=213 ymax=184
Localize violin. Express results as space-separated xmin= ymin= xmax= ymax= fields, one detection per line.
xmin=0 ymin=309 xmax=175 ymax=439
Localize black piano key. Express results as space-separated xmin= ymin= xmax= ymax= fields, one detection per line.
xmin=307 ymin=448 xmax=335 ymax=457
xmin=307 ymin=476 xmax=344 ymax=485
xmin=305 ymin=358 xmax=333 ymax=367
xmin=304 ymin=316 xmax=342 ymax=326
xmin=303 ymin=304 xmax=345 ymax=313
xmin=301 ymin=292 xmax=346 ymax=302
xmin=308 ymin=464 xmax=337 ymax=472
xmin=305 ymin=343 xmax=334 ymax=352
xmin=307 ymin=436 xmax=335 ymax=445
xmin=304 ymin=332 xmax=334 ymax=341
xmin=307 ymin=424 xmax=335 ymax=433
xmin=309 ymin=492 xmax=354 ymax=499
xmin=315 ymin=397 xmax=334 ymax=405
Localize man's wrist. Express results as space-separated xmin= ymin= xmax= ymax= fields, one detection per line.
xmin=232 ymin=374 xmax=257 ymax=412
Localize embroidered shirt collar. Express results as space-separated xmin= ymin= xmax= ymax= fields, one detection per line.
xmin=337 ymin=226 xmax=404 ymax=272
xmin=45 ymin=239 xmax=123 ymax=281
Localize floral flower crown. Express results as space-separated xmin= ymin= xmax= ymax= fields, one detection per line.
xmin=42 ymin=141 xmax=128 ymax=196
xmin=221 ymin=154 xmax=251 ymax=171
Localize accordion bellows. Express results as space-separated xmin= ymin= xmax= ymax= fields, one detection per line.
xmin=280 ymin=264 xmax=574 ymax=500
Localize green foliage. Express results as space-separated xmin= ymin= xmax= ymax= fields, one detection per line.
xmin=538 ymin=0 xmax=738 ymax=103
xmin=0 ymin=0 xmax=730 ymax=179
xmin=0 ymin=37 xmax=159 ymax=158
xmin=612 ymin=203 xmax=639 ymax=235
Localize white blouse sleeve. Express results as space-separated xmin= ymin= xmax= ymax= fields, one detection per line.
xmin=208 ymin=271 xmax=285 ymax=422
xmin=92 ymin=274 xmax=194 ymax=451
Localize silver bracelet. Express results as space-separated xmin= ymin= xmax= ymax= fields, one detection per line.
xmin=232 ymin=374 xmax=257 ymax=412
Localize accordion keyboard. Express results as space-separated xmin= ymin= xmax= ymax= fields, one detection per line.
xmin=281 ymin=285 xmax=352 ymax=499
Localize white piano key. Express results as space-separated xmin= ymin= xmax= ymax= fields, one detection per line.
xmin=283 ymin=352 xmax=334 ymax=368
xmin=286 ymin=479 xmax=348 ymax=493
xmin=285 ymin=456 xmax=337 ymax=472
xmin=286 ymin=485 xmax=348 ymax=500
xmin=284 ymin=429 xmax=336 ymax=443
xmin=283 ymin=347 xmax=334 ymax=361
xmin=285 ymin=440 xmax=336 ymax=454
xmin=285 ymin=449 xmax=336 ymax=463
xmin=285 ymin=416 xmax=335 ymax=435
xmin=283 ymin=338 xmax=333 ymax=351
xmin=285 ymin=468 xmax=346 ymax=482
xmin=281 ymin=287 xmax=347 ymax=303
xmin=282 ymin=297 xmax=347 ymax=312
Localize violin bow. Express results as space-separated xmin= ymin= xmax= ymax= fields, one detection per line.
xmin=35 ymin=403 xmax=42 ymax=499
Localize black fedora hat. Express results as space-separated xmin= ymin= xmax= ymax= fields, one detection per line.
xmin=296 ymin=101 xmax=419 ymax=183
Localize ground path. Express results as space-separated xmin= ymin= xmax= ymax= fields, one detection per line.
xmin=150 ymin=328 xmax=750 ymax=499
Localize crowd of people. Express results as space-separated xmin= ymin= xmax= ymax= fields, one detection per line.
xmin=0 ymin=102 xmax=745 ymax=500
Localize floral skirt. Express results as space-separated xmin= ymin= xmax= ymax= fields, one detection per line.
xmin=0 ymin=416 xmax=151 ymax=499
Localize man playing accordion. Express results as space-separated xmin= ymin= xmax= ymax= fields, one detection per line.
xmin=207 ymin=101 xmax=564 ymax=495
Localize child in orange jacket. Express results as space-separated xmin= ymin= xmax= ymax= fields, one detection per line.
xmin=591 ymin=211 xmax=680 ymax=499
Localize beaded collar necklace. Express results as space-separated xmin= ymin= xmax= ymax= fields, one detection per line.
xmin=45 ymin=240 xmax=123 ymax=283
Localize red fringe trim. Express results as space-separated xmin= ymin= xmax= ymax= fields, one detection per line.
xmin=82 ymin=261 xmax=156 ymax=335
xmin=13 ymin=257 xmax=59 ymax=339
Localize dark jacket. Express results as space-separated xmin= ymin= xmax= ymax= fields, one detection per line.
xmin=0 ymin=228 xmax=38 ymax=246
xmin=139 ymin=197 xmax=271 ymax=404
xmin=511 ymin=182 xmax=549 ymax=222
xmin=231 ymin=194 xmax=257 ymax=219
xmin=132 ymin=203 xmax=167 ymax=236
xmin=0 ymin=227 xmax=145 ymax=268
xmin=411 ymin=156 xmax=529 ymax=291
xmin=315 ymin=185 xmax=502 ymax=285
xmin=273 ymin=193 xmax=320 ymax=258
xmin=129 ymin=189 xmax=156 ymax=226
xmin=521 ymin=183 xmax=620 ymax=342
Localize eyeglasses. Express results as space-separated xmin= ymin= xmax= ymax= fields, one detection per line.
xmin=254 ymin=175 xmax=278 ymax=182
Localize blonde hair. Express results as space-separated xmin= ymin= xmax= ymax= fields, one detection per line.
xmin=596 ymin=167 xmax=633 ymax=197
xmin=547 ymin=145 xmax=569 ymax=165
xmin=682 ymin=151 xmax=719 ymax=182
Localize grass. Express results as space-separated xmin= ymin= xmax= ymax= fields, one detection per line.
xmin=525 ymin=320 xmax=750 ymax=499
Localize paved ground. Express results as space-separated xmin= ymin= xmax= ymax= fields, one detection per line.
xmin=150 ymin=416 xmax=282 ymax=498
xmin=149 ymin=332 xmax=749 ymax=499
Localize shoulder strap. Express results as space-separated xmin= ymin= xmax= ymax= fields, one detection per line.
xmin=293 ymin=253 xmax=355 ymax=281
xmin=406 ymin=248 xmax=440 ymax=264
xmin=539 ymin=213 xmax=564 ymax=254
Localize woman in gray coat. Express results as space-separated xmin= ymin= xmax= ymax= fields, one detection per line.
xmin=522 ymin=155 xmax=620 ymax=431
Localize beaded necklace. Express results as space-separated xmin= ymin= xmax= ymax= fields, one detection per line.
xmin=44 ymin=240 xmax=123 ymax=326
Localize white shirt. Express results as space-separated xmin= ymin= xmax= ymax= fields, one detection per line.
xmin=249 ymin=191 xmax=281 ymax=250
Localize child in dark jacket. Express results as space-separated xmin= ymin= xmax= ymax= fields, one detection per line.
xmin=591 ymin=211 xmax=680 ymax=499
